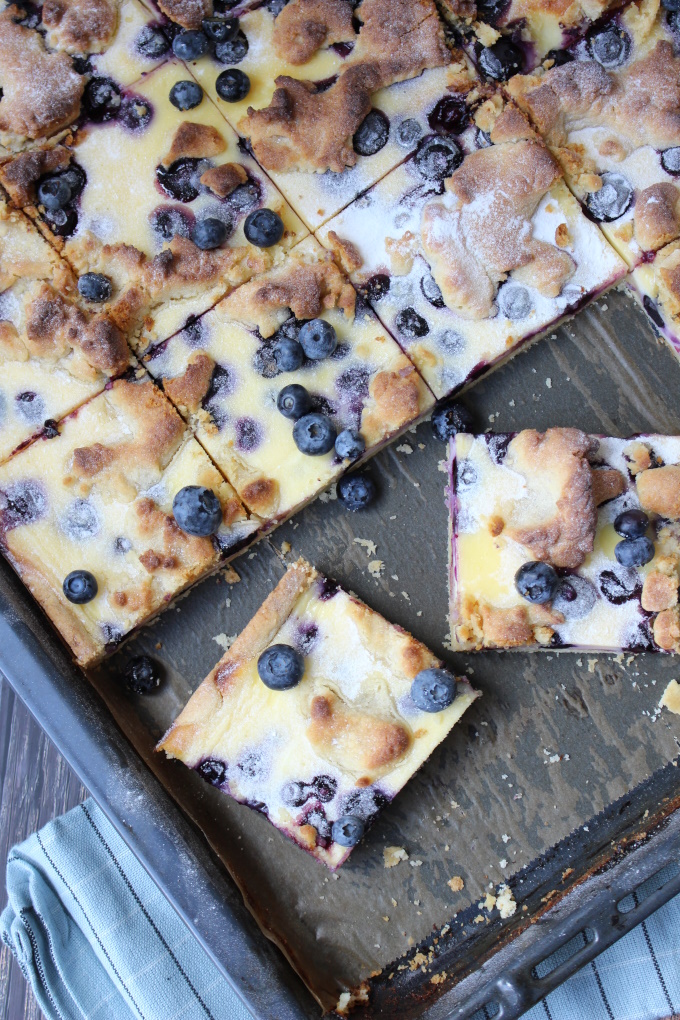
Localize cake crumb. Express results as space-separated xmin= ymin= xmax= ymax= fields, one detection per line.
xmin=368 ymin=559 xmax=384 ymax=578
xmin=383 ymin=846 xmax=409 ymax=868
xmin=438 ymin=459 xmax=449 ymax=473
xmin=409 ymin=859 xmax=423 ymax=867
xmin=212 ymin=633 xmax=237 ymax=651
xmin=480 ymin=891 xmax=496 ymax=910
xmin=396 ymin=443 xmax=413 ymax=454
xmin=496 ymin=884 xmax=517 ymax=918
xmin=280 ymin=541 xmax=291 ymax=555
xmin=447 ymin=876 xmax=464 ymax=892
xmin=546 ymin=377 xmax=552 ymax=388
xmin=354 ymin=537 xmax=377 ymax=557
xmin=587 ymin=658 xmax=598 ymax=673
xmin=222 ymin=565 xmax=240 ymax=584
xmin=430 ymin=972 xmax=447 ymax=985
xmin=473 ymin=914 xmax=485 ymax=924
xmin=661 ymin=679 xmax=680 ymax=715
xmin=501 ymin=833 xmax=510 ymax=843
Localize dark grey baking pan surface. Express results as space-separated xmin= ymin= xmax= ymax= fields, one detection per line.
xmin=3 ymin=286 xmax=680 ymax=1019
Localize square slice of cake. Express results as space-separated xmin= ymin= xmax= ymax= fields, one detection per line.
xmin=507 ymin=0 xmax=680 ymax=267
xmin=0 ymin=373 xmax=260 ymax=666
xmin=0 ymin=199 xmax=133 ymax=465
xmin=449 ymin=427 xmax=680 ymax=653
xmin=318 ymin=94 xmax=627 ymax=399
xmin=627 ymin=239 xmax=680 ymax=357
xmin=158 ymin=558 xmax=479 ymax=869
xmin=142 ymin=237 xmax=434 ymax=524
xmin=186 ymin=0 xmax=480 ymax=229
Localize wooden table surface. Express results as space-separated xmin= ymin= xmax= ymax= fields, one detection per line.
xmin=0 ymin=676 xmax=87 ymax=1020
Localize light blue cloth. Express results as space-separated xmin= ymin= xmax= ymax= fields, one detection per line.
xmin=2 ymin=797 xmax=679 ymax=1020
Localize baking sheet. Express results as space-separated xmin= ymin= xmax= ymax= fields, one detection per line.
xmin=90 ymin=287 xmax=680 ymax=1010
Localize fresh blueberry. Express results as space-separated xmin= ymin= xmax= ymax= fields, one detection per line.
xmin=478 ymin=39 xmax=523 ymax=80
xmin=661 ymin=147 xmax=680 ymax=176
xmin=214 ymin=29 xmax=249 ymax=63
xmin=78 ymin=273 xmax=112 ymax=303
xmin=414 ymin=136 xmax=463 ymax=181
xmin=63 ymin=569 xmax=98 ymax=604
xmin=335 ymin=429 xmax=365 ymax=461
xmin=169 ymin=79 xmax=203 ymax=110
xmin=136 ymin=23 xmax=171 ymax=59
xmin=197 ymin=758 xmax=227 ymax=785
xmin=215 ymin=68 xmax=251 ymax=102
xmin=337 ymin=471 xmax=375 ymax=511
xmin=411 ymin=668 xmax=458 ymax=712
xmin=396 ymin=118 xmax=422 ymax=147
xmin=298 ymin=319 xmax=337 ymax=360
xmin=60 ymin=164 xmax=87 ymax=199
xmin=614 ymin=508 xmax=649 ymax=539
xmin=37 ymin=175 xmax=71 ymax=210
xmin=589 ymin=26 xmax=630 ymax=68
xmin=277 ymin=383 xmax=311 ymax=419
xmin=585 ymin=172 xmax=634 ymax=222
xmin=172 ymin=29 xmax=209 ymax=60
xmin=273 ymin=336 xmax=304 ymax=372
xmin=124 ymin=655 xmax=161 ymax=693
xmin=202 ymin=15 xmax=239 ymax=41
xmin=83 ymin=76 xmax=121 ymax=122
xmin=243 ymin=208 xmax=284 ymax=247
xmin=172 ymin=485 xmax=222 ymax=536
xmin=515 ymin=561 xmax=559 ymax=603
xmin=353 ymin=109 xmax=390 ymax=156
xmin=395 ymin=307 xmax=429 ymax=339
xmin=257 ymin=643 xmax=305 ymax=690
xmin=293 ymin=413 xmax=336 ymax=455
xmin=431 ymin=400 xmax=474 ymax=442
xmin=615 ymin=536 xmax=655 ymax=567
xmin=331 ymin=814 xmax=365 ymax=847
xmin=192 ymin=217 xmax=228 ymax=249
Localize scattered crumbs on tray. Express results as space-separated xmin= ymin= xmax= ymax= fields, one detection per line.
xmin=389 ymin=514 xmax=397 ymax=520
xmin=318 ymin=483 xmax=338 ymax=503
xmin=660 ymin=679 xmax=680 ymax=715
xmin=497 ymin=884 xmax=517 ymax=918
xmin=546 ymin=377 xmax=552 ymax=388
xmin=473 ymin=914 xmax=485 ymax=924
xmin=212 ymin=633 xmax=237 ymax=651
xmin=391 ymin=898 xmax=397 ymax=907
xmin=588 ymin=658 xmax=598 ymax=673
xmin=396 ymin=443 xmax=413 ymax=454
xmin=225 ymin=597 xmax=231 ymax=608
xmin=447 ymin=876 xmax=464 ymax=893
xmin=417 ymin=610 xmax=423 ymax=617
xmin=409 ymin=859 xmax=423 ymax=868
xmin=401 ymin=591 xmax=410 ymax=601
xmin=430 ymin=972 xmax=447 ymax=985
xmin=382 ymin=916 xmax=389 ymax=922
xmin=248 ymin=552 xmax=256 ymax=559
xmin=409 ymin=952 xmax=429 ymax=973
xmin=437 ymin=459 xmax=448 ymax=473
xmin=383 ymin=846 xmax=409 ymax=868
xmin=562 ymin=867 xmax=574 ymax=881
xmin=509 ymin=399 xmax=515 ymax=407
xmin=221 ymin=565 xmax=241 ymax=584
xmin=354 ymin=537 xmax=377 ymax=557
xmin=499 ymin=859 xmax=508 ymax=869
xmin=418 ymin=443 xmax=425 ymax=450
xmin=502 ymin=833 xmax=510 ymax=843
xmin=450 ymin=799 xmax=459 ymax=810
xmin=280 ymin=541 xmax=291 ymax=555
xmin=368 ymin=560 xmax=384 ymax=578
xmin=479 ymin=891 xmax=496 ymax=911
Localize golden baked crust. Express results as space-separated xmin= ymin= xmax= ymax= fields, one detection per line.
xmin=162 ymin=122 xmax=227 ymax=166
xmin=653 ymin=606 xmax=680 ymax=651
xmin=156 ymin=0 xmax=211 ymax=29
xmin=199 ymin=163 xmax=248 ymax=199
xmin=634 ymin=184 xmax=680 ymax=253
xmin=272 ymin=0 xmax=355 ymax=64
xmin=42 ymin=0 xmax=119 ymax=54
xmin=636 ymin=464 xmax=680 ymax=519
xmin=0 ymin=145 xmax=72 ymax=207
xmin=591 ymin=467 xmax=626 ymax=505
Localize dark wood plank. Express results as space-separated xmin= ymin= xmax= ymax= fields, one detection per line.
xmin=0 ymin=676 xmax=87 ymax=1020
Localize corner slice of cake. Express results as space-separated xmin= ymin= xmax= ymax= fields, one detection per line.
xmin=627 ymin=239 xmax=680 ymax=356
xmin=507 ymin=0 xmax=680 ymax=267
xmin=0 ymin=373 xmax=260 ymax=666
xmin=142 ymin=237 xmax=434 ymax=525
xmin=158 ymin=558 xmax=479 ymax=869
xmin=317 ymin=93 xmax=627 ymax=399
xmin=449 ymin=427 xmax=680 ymax=653
xmin=0 ymin=199 xmax=133 ymax=465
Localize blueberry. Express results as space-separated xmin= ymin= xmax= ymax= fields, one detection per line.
xmin=202 ymin=15 xmax=239 ymax=41
xmin=515 ymin=561 xmax=559 ymax=603
xmin=661 ymin=147 xmax=680 ymax=176
xmin=431 ymin=400 xmax=474 ymax=442
xmin=614 ymin=508 xmax=649 ymax=539
xmin=169 ymin=79 xmax=203 ymax=110
xmin=277 ymin=383 xmax=311 ymax=419
xmin=215 ymin=68 xmax=251 ymax=102
xmin=83 ymin=76 xmax=121 ymax=122
xmin=589 ymin=26 xmax=630 ymax=68
xmin=293 ymin=413 xmax=336 ymax=455
xmin=667 ymin=8 xmax=680 ymax=32
xmin=662 ymin=0 xmax=680 ymax=8
xmin=63 ymin=498 xmax=99 ymax=541
xmin=414 ymin=136 xmax=463 ymax=181
xmin=44 ymin=206 xmax=78 ymax=237
xmin=331 ymin=814 xmax=365 ymax=847
xmin=235 ymin=416 xmax=261 ymax=451
xmin=298 ymin=319 xmax=337 ymax=360
xmin=428 ymin=95 xmax=469 ymax=136
xmin=615 ymin=536 xmax=655 ymax=567
xmin=136 ymin=23 xmax=171 ymax=58
xmin=43 ymin=419 xmax=59 ymax=439
xmin=118 ymin=95 xmax=152 ymax=132
xmin=337 ymin=471 xmax=375 ymax=510
xmin=172 ymin=485 xmax=222 ymax=536
xmin=124 ymin=655 xmax=161 ymax=693
xmin=410 ymin=668 xmax=458 ymax=712
xmin=395 ymin=307 xmax=429 ymax=339
xmin=353 ymin=109 xmax=390 ymax=156
xmin=37 ymin=175 xmax=71 ymax=210
xmin=149 ymin=205 xmax=193 ymax=241
xmin=197 ymin=758 xmax=227 ymax=785
xmin=63 ymin=569 xmax=98 ymax=604
xmin=478 ymin=39 xmax=523 ymax=80
xmin=396 ymin=118 xmax=422 ymax=147
xmin=1 ymin=480 xmax=47 ymax=529
xmin=497 ymin=283 xmax=533 ymax=320
xmin=15 ymin=391 xmax=45 ymax=424
xmin=335 ymin=429 xmax=365 ymax=461
xmin=551 ymin=575 xmax=598 ymax=620
xmin=60 ymin=163 xmax=86 ymax=198
xmin=257 ymin=643 xmax=304 ymax=690
xmin=273 ymin=336 xmax=304 ymax=372
xmin=192 ymin=217 xmax=228 ymax=249
xmin=544 ymin=48 xmax=573 ymax=66
xmin=214 ymin=29 xmax=249 ymax=63
xmin=585 ymin=172 xmax=634 ymax=222
xmin=421 ymin=272 xmax=444 ymax=307
xmin=359 ymin=274 xmax=390 ymax=303
xmin=172 ymin=29 xmax=209 ymax=60
xmin=78 ymin=272 xmax=112 ymax=303
xmin=243 ymin=208 xmax=284 ymax=247
xmin=156 ymin=157 xmax=203 ymax=203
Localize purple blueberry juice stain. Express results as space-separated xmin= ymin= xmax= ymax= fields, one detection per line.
xmin=225 ymin=178 xmax=263 ymax=218
xmin=14 ymin=391 xmax=45 ymax=425
xmin=149 ymin=205 xmax=194 ymax=242
xmin=101 ymin=623 xmax=124 ymax=650
xmin=485 ymin=433 xmax=513 ymax=464
xmin=330 ymin=40 xmax=354 ymax=57
xmin=357 ymin=274 xmax=390 ymax=304
xmin=62 ymin=498 xmax=100 ymax=541
xmin=180 ymin=316 xmax=205 ymax=348
xmin=317 ymin=576 xmax=340 ymax=601
xmin=0 ymin=480 xmax=47 ymax=531
xmin=598 ymin=568 xmax=642 ymax=605
xmin=643 ymin=296 xmax=665 ymax=330
xmin=309 ymin=394 xmax=337 ymax=418
xmin=296 ymin=620 xmax=319 ymax=653
xmin=156 ymin=157 xmax=208 ymax=203
xmin=235 ymin=416 xmax=262 ymax=451
xmin=299 ymin=805 xmax=332 ymax=846
xmin=313 ymin=74 xmax=339 ymax=93
xmin=114 ymin=536 xmax=132 ymax=554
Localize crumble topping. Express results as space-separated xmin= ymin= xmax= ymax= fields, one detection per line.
xmin=199 ymin=163 xmax=248 ymax=199
xmin=42 ymin=0 xmax=118 ymax=54
xmin=272 ymin=0 xmax=355 ymax=65
xmin=162 ymin=122 xmax=227 ymax=166
xmin=0 ymin=145 xmax=72 ymax=207
xmin=636 ymin=465 xmax=680 ymax=520
xmin=156 ymin=0 xmax=211 ymax=30
xmin=24 ymin=284 xmax=129 ymax=375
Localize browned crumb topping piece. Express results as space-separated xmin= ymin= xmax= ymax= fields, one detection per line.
xmin=163 ymin=122 xmax=226 ymax=166
xmin=0 ymin=146 xmax=72 ymax=206
xmin=156 ymin=0 xmax=211 ymax=30
xmin=0 ymin=7 xmax=84 ymax=142
xmin=591 ymin=467 xmax=626 ymax=506
xmin=653 ymin=606 xmax=680 ymax=652
xmin=325 ymin=230 xmax=362 ymax=273
xmin=163 ymin=352 xmax=215 ymax=414
xmin=634 ymin=184 xmax=680 ymax=253
xmin=199 ymin=163 xmax=248 ymax=198
xmin=42 ymin=0 xmax=118 ymax=54
xmin=273 ymin=0 xmax=355 ymax=64
xmin=307 ymin=688 xmax=411 ymax=774
xmin=636 ymin=465 xmax=680 ymax=520
xmin=642 ymin=570 xmax=678 ymax=613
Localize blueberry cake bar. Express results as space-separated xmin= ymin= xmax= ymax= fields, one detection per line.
xmin=627 ymin=239 xmax=680 ymax=354
xmin=0 ymin=373 xmax=260 ymax=665
xmin=158 ymin=558 xmax=479 ymax=868
xmin=507 ymin=0 xmax=680 ymax=267
xmin=0 ymin=198 xmax=132 ymax=465
xmin=449 ymin=427 xmax=680 ymax=652
xmin=187 ymin=0 xmax=481 ymax=230
xmin=318 ymin=94 xmax=627 ymax=399
xmin=143 ymin=237 xmax=434 ymax=522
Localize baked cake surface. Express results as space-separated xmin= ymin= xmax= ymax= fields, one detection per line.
xmin=627 ymin=239 xmax=680 ymax=354
xmin=507 ymin=0 xmax=680 ymax=267
xmin=143 ymin=237 xmax=434 ymax=522
xmin=0 ymin=373 xmax=259 ymax=665
xmin=317 ymin=94 xmax=627 ymax=399
xmin=158 ymin=558 xmax=479 ymax=869
xmin=0 ymin=198 xmax=132 ymax=465
xmin=449 ymin=428 xmax=680 ymax=653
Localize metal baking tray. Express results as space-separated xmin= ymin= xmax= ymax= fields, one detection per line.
xmin=2 ymin=286 xmax=680 ymax=1019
